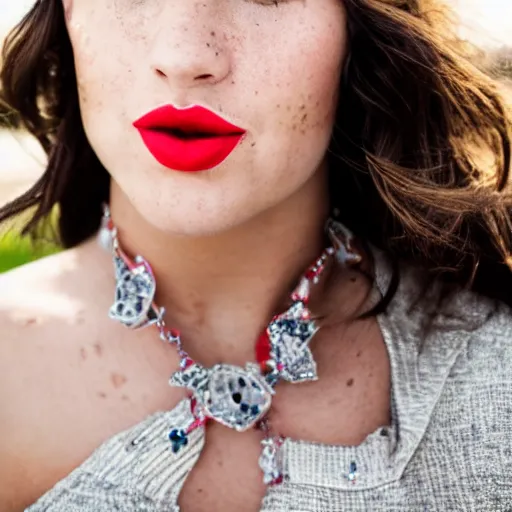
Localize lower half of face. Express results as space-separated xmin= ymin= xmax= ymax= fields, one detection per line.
xmin=66 ymin=0 xmax=347 ymax=236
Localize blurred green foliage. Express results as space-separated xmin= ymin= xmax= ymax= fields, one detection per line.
xmin=0 ymin=229 xmax=60 ymax=273
xmin=0 ymin=208 xmax=62 ymax=273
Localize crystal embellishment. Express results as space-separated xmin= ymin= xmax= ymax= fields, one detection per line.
xmin=109 ymin=255 xmax=159 ymax=329
xmin=267 ymin=301 xmax=319 ymax=383
xmin=326 ymin=219 xmax=362 ymax=266
xmin=170 ymin=362 xmax=275 ymax=432
xmin=346 ymin=461 xmax=358 ymax=483
xmin=259 ymin=437 xmax=284 ymax=485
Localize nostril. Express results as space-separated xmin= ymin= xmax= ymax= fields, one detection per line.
xmin=195 ymin=73 xmax=214 ymax=80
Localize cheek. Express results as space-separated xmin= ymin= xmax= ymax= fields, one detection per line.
xmin=67 ymin=17 xmax=135 ymax=128
xmin=271 ymin=23 xmax=345 ymax=142
xmin=300 ymin=28 xmax=345 ymax=127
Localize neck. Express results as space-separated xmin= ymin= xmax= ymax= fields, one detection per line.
xmin=107 ymin=169 xmax=331 ymax=365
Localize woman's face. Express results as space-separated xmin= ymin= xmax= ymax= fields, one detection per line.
xmin=64 ymin=0 xmax=348 ymax=235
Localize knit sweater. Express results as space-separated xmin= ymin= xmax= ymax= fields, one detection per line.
xmin=26 ymin=248 xmax=512 ymax=511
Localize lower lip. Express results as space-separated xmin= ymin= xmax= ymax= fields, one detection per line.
xmin=135 ymin=129 xmax=245 ymax=172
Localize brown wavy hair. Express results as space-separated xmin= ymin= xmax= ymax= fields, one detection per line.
xmin=1 ymin=0 xmax=512 ymax=309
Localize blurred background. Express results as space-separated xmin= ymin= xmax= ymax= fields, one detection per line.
xmin=0 ymin=0 xmax=511 ymax=273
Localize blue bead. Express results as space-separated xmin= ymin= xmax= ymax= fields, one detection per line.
xmin=240 ymin=403 xmax=249 ymax=413
xmin=168 ymin=429 xmax=188 ymax=454
xmin=251 ymin=405 xmax=260 ymax=416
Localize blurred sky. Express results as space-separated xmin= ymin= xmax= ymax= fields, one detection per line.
xmin=455 ymin=0 xmax=512 ymax=47
xmin=0 ymin=0 xmax=510 ymax=47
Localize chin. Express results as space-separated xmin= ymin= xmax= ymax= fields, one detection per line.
xmin=111 ymin=165 xmax=295 ymax=239
xmin=166 ymin=218 xmax=247 ymax=238
xmin=135 ymin=200 xmax=258 ymax=238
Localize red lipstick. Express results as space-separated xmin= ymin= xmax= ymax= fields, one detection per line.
xmin=133 ymin=104 xmax=246 ymax=172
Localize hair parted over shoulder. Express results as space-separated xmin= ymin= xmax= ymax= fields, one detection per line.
xmin=1 ymin=0 xmax=512 ymax=308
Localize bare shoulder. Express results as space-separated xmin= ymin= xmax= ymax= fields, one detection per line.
xmin=0 ymin=240 xmax=114 ymax=510
xmin=0 ymin=239 xmax=179 ymax=510
xmin=0 ymin=240 xmax=111 ymax=378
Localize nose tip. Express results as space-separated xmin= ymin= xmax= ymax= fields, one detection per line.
xmin=150 ymin=35 xmax=231 ymax=89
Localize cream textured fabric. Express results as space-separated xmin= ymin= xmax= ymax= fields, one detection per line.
xmin=26 ymin=248 xmax=512 ymax=511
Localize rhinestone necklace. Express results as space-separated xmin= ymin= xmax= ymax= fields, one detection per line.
xmin=98 ymin=204 xmax=362 ymax=485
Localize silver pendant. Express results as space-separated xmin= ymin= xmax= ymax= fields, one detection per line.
xmin=268 ymin=301 xmax=319 ymax=383
xmin=109 ymin=255 xmax=160 ymax=329
xmin=169 ymin=362 xmax=275 ymax=432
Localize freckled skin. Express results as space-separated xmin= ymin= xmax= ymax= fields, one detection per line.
xmin=64 ymin=0 xmax=348 ymax=236
xmin=110 ymin=372 xmax=128 ymax=389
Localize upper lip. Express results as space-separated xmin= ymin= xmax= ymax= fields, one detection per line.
xmin=133 ymin=104 xmax=246 ymax=136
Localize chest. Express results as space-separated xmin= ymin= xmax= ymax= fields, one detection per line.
xmin=27 ymin=318 xmax=390 ymax=512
